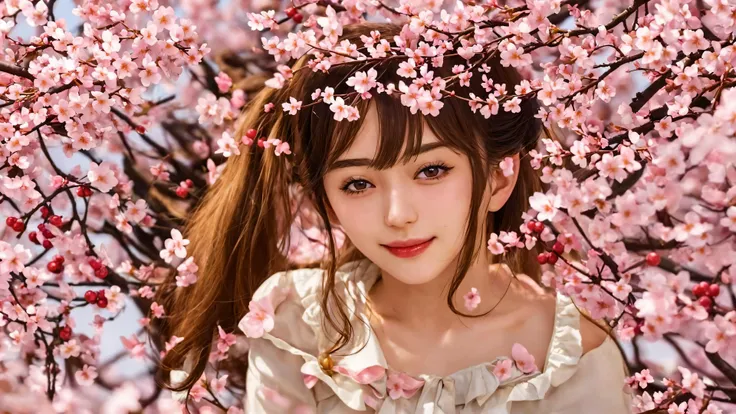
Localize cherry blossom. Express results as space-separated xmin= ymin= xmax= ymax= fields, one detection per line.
xmin=511 ymin=343 xmax=538 ymax=374
xmin=240 ymin=296 xmax=276 ymax=339
xmin=159 ymin=229 xmax=190 ymax=263
xmin=0 ymin=0 xmax=735 ymax=412
xmin=87 ymin=162 xmax=119 ymax=193
xmin=492 ymin=359 xmax=513 ymax=382
xmin=386 ymin=371 xmax=425 ymax=400
xmin=499 ymin=157 xmax=515 ymax=177
xmin=463 ymin=287 xmax=481 ymax=311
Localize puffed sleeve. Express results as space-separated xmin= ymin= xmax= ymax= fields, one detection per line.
xmin=521 ymin=336 xmax=632 ymax=413
xmin=245 ymin=335 xmax=317 ymax=413
xmin=241 ymin=269 xmax=324 ymax=413
xmin=564 ymin=336 xmax=632 ymax=413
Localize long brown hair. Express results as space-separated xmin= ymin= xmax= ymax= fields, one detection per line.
xmin=153 ymin=21 xmax=544 ymax=396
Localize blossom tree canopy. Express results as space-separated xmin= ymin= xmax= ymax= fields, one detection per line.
xmin=1 ymin=0 xmax=736 ymax=413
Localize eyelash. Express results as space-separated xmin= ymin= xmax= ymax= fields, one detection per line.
xmin=339 ymin=162 xmax=454 ymax=196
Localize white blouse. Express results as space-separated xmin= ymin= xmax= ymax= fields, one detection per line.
xmin=238 ymin=258 xmax=633 ymax=413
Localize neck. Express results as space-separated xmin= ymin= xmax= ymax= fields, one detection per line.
xmin=366 ymin=249 xmax=515 ymax=331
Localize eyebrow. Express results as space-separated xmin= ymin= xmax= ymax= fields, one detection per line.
xmin=327 ymin=142 xmax=448 ymax=172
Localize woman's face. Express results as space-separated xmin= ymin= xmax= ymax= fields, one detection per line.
xmin=323 ymin=104 xmax=489 ymax=285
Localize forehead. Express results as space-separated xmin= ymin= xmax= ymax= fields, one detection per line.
xmin=336 ymin=103 xmax=440 ymax=162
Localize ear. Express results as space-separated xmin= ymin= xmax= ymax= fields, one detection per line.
xmin=487 ymin=153 xmax=520 ymax=213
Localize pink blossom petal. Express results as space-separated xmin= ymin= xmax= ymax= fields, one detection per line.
xmin=386 ymin=371 xmax=425 ymax=399
xmin=260 ymin=386 xmax=291 ymax=408
xmin=354 ymin=365 xmax=386 ymax=384
xmin=463 ymin=287 xmax=481 ymax=311
xmin=493 ymin=359 xmax=513 ymax=381
xmin=511 ymin=343 xmax=538 ymax=374
xmin=302 ymin=374 xmax=318 ymax=389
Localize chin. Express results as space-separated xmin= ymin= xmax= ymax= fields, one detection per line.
xmin=377 ymin=257 xmax=445 ymax=285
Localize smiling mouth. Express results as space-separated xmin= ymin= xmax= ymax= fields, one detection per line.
xmin=381 ymin=237 xmax=435 ymax=258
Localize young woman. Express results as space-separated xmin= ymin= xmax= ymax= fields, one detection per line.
xmin=158 ymin=22 xmax=632 ymax=413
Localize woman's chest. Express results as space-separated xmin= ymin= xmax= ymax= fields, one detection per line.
xmin=370 ymin=311 xmax=555 ymax=378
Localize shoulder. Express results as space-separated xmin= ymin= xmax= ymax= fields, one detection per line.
xmin=240 ymin=267 xmax=329 ymax=352
xmin=514 ymin=279 xmax=615 ymax=358
xmin=579 ymin=310 xmax=613 ymax=356
xmin=250 ymin=266 xmax=326 ymax=306
xmin=517 ymin=275 xmax=612 ymax=357
xmin=241 ymin=265 xmax=361 ymax=348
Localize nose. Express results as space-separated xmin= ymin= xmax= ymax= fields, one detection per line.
xmin=384 ymin=187 xmax=418 ymax=228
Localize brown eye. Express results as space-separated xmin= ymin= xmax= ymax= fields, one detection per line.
xmin=423 ymin=166 xmax=441 ymax=178
xmin=341 ymin=179 xmax=374 ymax=195
xmin=351 ymin=181 xmax=369 ymax=191
xmin=416 ymin=163 xmax=452 ymax=180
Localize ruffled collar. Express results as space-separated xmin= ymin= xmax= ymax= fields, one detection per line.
xmin=298 ymin=258 xmax=586 ymax=411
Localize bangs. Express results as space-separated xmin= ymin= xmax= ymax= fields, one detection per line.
xmin=322 ymin=91 xmax=481 ymax=175
xmin=327 ymin=95 xmax=425 ymax=171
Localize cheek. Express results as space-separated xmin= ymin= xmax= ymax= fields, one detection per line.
xmin=429 ymin=170 xmax=473 ymax=217
xmin=325 ymin=190 xmax=376 ymax=232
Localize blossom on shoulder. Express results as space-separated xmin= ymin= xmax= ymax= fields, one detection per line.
xmin=241 ymin=286 xmax=290 ymax=338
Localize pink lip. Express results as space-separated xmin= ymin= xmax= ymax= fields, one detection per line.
xmin=381 ymin=237 xmax=435 ymax=258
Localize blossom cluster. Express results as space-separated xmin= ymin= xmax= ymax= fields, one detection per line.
xmin=1 ymin=0 xmax=736 ymax=412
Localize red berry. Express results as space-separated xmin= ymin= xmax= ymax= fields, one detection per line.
xmin=97 ymin=297 xmax=108 ymax=308
xmin=536 ymin=252 xmax=548 ymax=265
xmin=40 ymin=206 xmax=50 ymax=219
xmin=175 ymin=186 xmax=189 ymax=198
xmin=47 ymin=261 xmax=62 ymax=273
xmin=645 ymin=252 xmax=660 ymax=266
xmin=29 ymin=231 xmax=39 ymax=244
xmin=135 ymin=125 xmax=146 ymax=134
xmin=41 ymin=228 xmax=54 ymax=239
xmin=77 ymin=186 xmax=92 ymax=197
xmin=59 ymin=326 xmax=72 ymax=341
xmin=292 ymin=12 xmax=303 ymax=23
xmin=552 ymin=241 xmax=564 ymax=255
xmin=692 ymin=282 xmax=710 ymax=298
xmin=246 ymin=128 xmax=258 ymax=139
xmin=285 ymin=7 xmax=297 ymax=17
xmin=11 ymin=221 xmax=24 ymax=232
xmin=42 ymin=240 xmax=53 ymax=249
xmin=257 ymin=139 xmax=265 ymax=148
xmin=708 ymin=284 xmax=720 ymax=297
xmin=84 ymin=290 xmax=97 ymax=303
xmin=53 ymin=255 xmax=65 ymax=265
xmin=94 ymin=266 xmax=108 ymax=279
xmin=698 ymin=296 xmax=713 ymax=309
xmin=692 ymin=284 xmax=705 ymax=297
xmin=547 ymin=253 xmax=559 ymax=265
xmin=5 ymin=216 xmax=17 ymax=227
xmin=49 ymin=215 xmax=63 ymax=227
xmin=185 ymin=179 xmax=193 ymax=188
xmin=89 ymin=258 xmax=101 ymax=270
xmin=532 ymin=221 xmax=545 ymax=233
xmin=97 ymin=290 xmax=106 ymax=298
